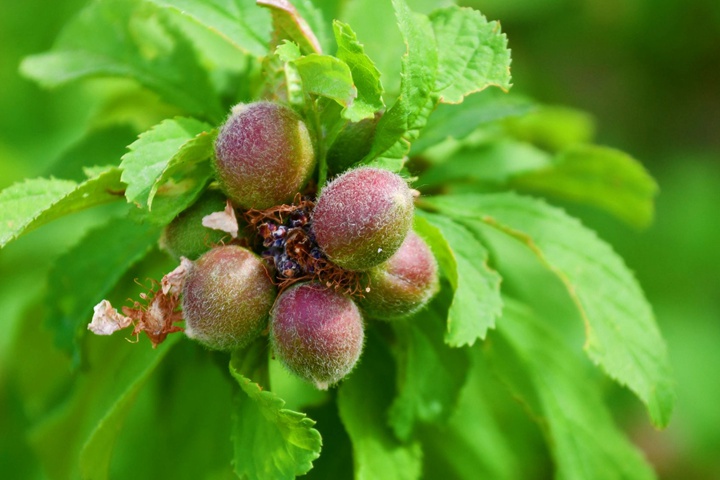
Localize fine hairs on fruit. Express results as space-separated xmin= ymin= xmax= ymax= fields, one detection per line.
xmin=182 ymin=245 xmax=276 ymax=351
xmin=270 ymin=283 xmax=364 ymax=389
xmin=359 ymin=230 xmax=439 ymax=319
xmin=214 ymin=101 xmax=316 ymax=210
xmin=159 ymin=189 xmax=231 ymax=261
xmin=311 ymin=167 xmax=414 ymax=271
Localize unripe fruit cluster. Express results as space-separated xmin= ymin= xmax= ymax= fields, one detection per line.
xmin=177 ymin=102 xmax=439 ymax=389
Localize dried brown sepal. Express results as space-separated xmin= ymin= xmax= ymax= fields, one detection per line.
xmin=243 ymin=193 xmax=314 ymax=230
xmin=122 ymin=279 xmax=184 ymax=348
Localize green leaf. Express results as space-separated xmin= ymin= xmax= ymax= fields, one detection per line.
xmin=418 ymin=140 xmax=552 ymax=188
xmin=388 ymin=294 xmax=471 ymax=441
xmin=293 ymin=54 xmax=357 ymax=107
xmin=229 ymin=342 xmax=322 ymax=480
xmin=487 ymin=300 xmax=657 ymax=479
xmin=79 ymin=336 xmax=180 ymax=480
xmin=0 ymin=168 xmax=125 ymax=248
xmin=29 ymin=332 xmax=178 ymax=480
xmin=410 ymin=89 xmax=534 ymax=155
xmin=120 ymin=117 xmax=213 ymax=209
xmin=417 ymin=211 xmax=503 ymax=347
xmin=511 ymin=144 xmax=659 ymax=228
xmin=429 ymin=6 xmax=512 ymax=104
xmin=423 ymin=192 xmax=675 ymax=427
xmin=333 ymin=21 xmax=384 ymax=121
xmin=420 ymin=347 xmax=521 ymax=480
xmin=360 ymin=0 xmax=438 ymax=172
xmin=258 ymin=0 xmax=323 ymax=54
xmin=337 ymin=332 xmax=422 ymax=480
xmin=505 ymin=105 xmax=595 ymax=152
xmin=45 ymin=217 xmax=161 ymax=363
xmin=146 ymin=0 xmax=271 ymax=57
xmin=20 ymin=0 xmax=224 ymax=121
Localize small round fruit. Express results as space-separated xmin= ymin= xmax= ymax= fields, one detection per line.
xmin=270 ymin=283 xmax=364 ymax=389
xmin=311 ymin=167 xmax=414 ymax=271
xmin=326 ymin=113 xmax=381 ymax=175
xmin=359 ymin=231 xmax=439 ymax=319
xmin=182 ymin=245 xmax=276 ymax=351
xmin=214 ymin=101 xmax=316 ymax=209
xmin=160 ymin=190 xmax=229 ymax=261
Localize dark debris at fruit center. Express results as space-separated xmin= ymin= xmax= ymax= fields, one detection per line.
xmin=243 ymin=196 xmax=369 ymax=296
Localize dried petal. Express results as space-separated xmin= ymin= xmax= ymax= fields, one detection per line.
xmin=88 ymin=300 xmax=132 ymax=335
xmin=202 ymin=199 xmax=239 ymax=238
xmin=162 ymin=257 xmax=193 ymax=295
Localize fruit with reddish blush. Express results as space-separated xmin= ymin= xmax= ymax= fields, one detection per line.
xmin=311 ymin=167 xmax=414 ymax=271
xmin=270 ymin=283 xmax=364 ymax=389
xmin=182 ymin=245 xmax=276 ymax=351
xmin=214 ymin=101 xmax=315 ymax=209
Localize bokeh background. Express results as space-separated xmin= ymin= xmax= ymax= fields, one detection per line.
xmin=1 ymin=0 xmax=718 ymax=478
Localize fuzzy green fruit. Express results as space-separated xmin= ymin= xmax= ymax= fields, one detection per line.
xmin=182 ymin=245 xmax=276 ymax=351
xmin=160 ymin=190 xmax=230 ymax=261
xmin=270 ymin=283 xmax=364 ymax=389
xmin=311 ymin=167 xmax=414 ymax=271
xmin=214 ymin=101 xmax=316 ymax=209
xmin=326 ymin=113 xmax=381 ymax=175
xmin=359 ymin=231 xmax=439 ymax=319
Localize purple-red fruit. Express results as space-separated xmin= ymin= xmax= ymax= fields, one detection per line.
xmin=214 ymin=102 xmax=315 ymax=209
xmin=359 ymin=231 xmax=439 ymax=319
xmin=311 ymin=167 xmax=414 ymax=271
xmin=182 ymin=246 xmax=276 ymax=351
xmin=270 ymin=283 xmax=364 ymax=389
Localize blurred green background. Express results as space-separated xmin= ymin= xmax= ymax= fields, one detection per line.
xmin=1 ymin=0 xmax=718 ymax=478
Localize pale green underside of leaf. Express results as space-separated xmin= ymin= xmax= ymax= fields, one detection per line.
xmin=146 ymin=0 xmax=271 ymax=57
xmin=511 ymin=144 xmax=658 ymax=228
xmin=419 ymin=139 xmax=552 ymax=188
xmin=338 ymin=334 xmax=422 ymax=480
xmin=229 ymin=347 xmax=322 ymax=480
xmin=45 ymin=218 xmax=161 ymax=363
xmin=489 ymin=300 xmax=656 ymax=480
xmin=0 ymin=169 xmax=124 ymax=248
xmin=333 ymin=20 xmax=385 ymax=122
xmin=410 ymin=89 xmax=534 ymax=155
xmin=20 ymin=0 xmax=224 ymax=121
xmin=120 ymin=117 xmax=213 ymax=209
xmin=417 ymin=212 xmax=503 ymax=347
xmin=360 ymin=0 xmax=438 ymax=172
xmin=293 ymin=54 xmax=357 ymax=107
xmin=388 ymin=293 xmax=471 ymax=441
xmin=430 ymin=6 xmax=512 ymax=104
xmin=29 ymin=332 xmax=178 ymax=479
xmin=79 ymin=336 xmax=180 ymax=480
xmin=258 ymin=0 xmax=323 ymax=54
xmin=424 ymin=192 xmax=675 ymax=427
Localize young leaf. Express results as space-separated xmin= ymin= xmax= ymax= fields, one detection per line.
xmin=423 ymin=192 xmax=675 ymax=427
xmin=388 ymin=294 xmax=471 ymax=441
xmin=229 ymin=342 xmax=322 ymax=480
xmin=293 ymin=54 xmax=357 ymax=107
xmin=360 ymin=0 xmax=438 ymax=172
xmin=429 ymin=6 xmax=512 ymax=104
xmin=511 ymin=144 xmax=659 ymax=228
xmin=120 ymin=117 xmax=213 ymax=210
xmin=20 ymin=0 xmax=224 ymax=122
xmin=337 ymin=332 xmax=422 ymax=480
xmin=45 ymin=218 xmax=161 ymax=363
xmin=487 ymin=300 xmax=656 ymax=479
xmin=333 ymin=21 xmax=384 ymax=121
xmin=79 ymin=336 xmax=180 ymax=480
xmin=417 ymin=212 xmax=503 ymax=347
xmin=258 ymin=0 xmax=323 ymax=54
xmin=145 ymin=0 xmax=271 ymax=57
xmin=0 ymin=168 xmax=124 ymax=248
